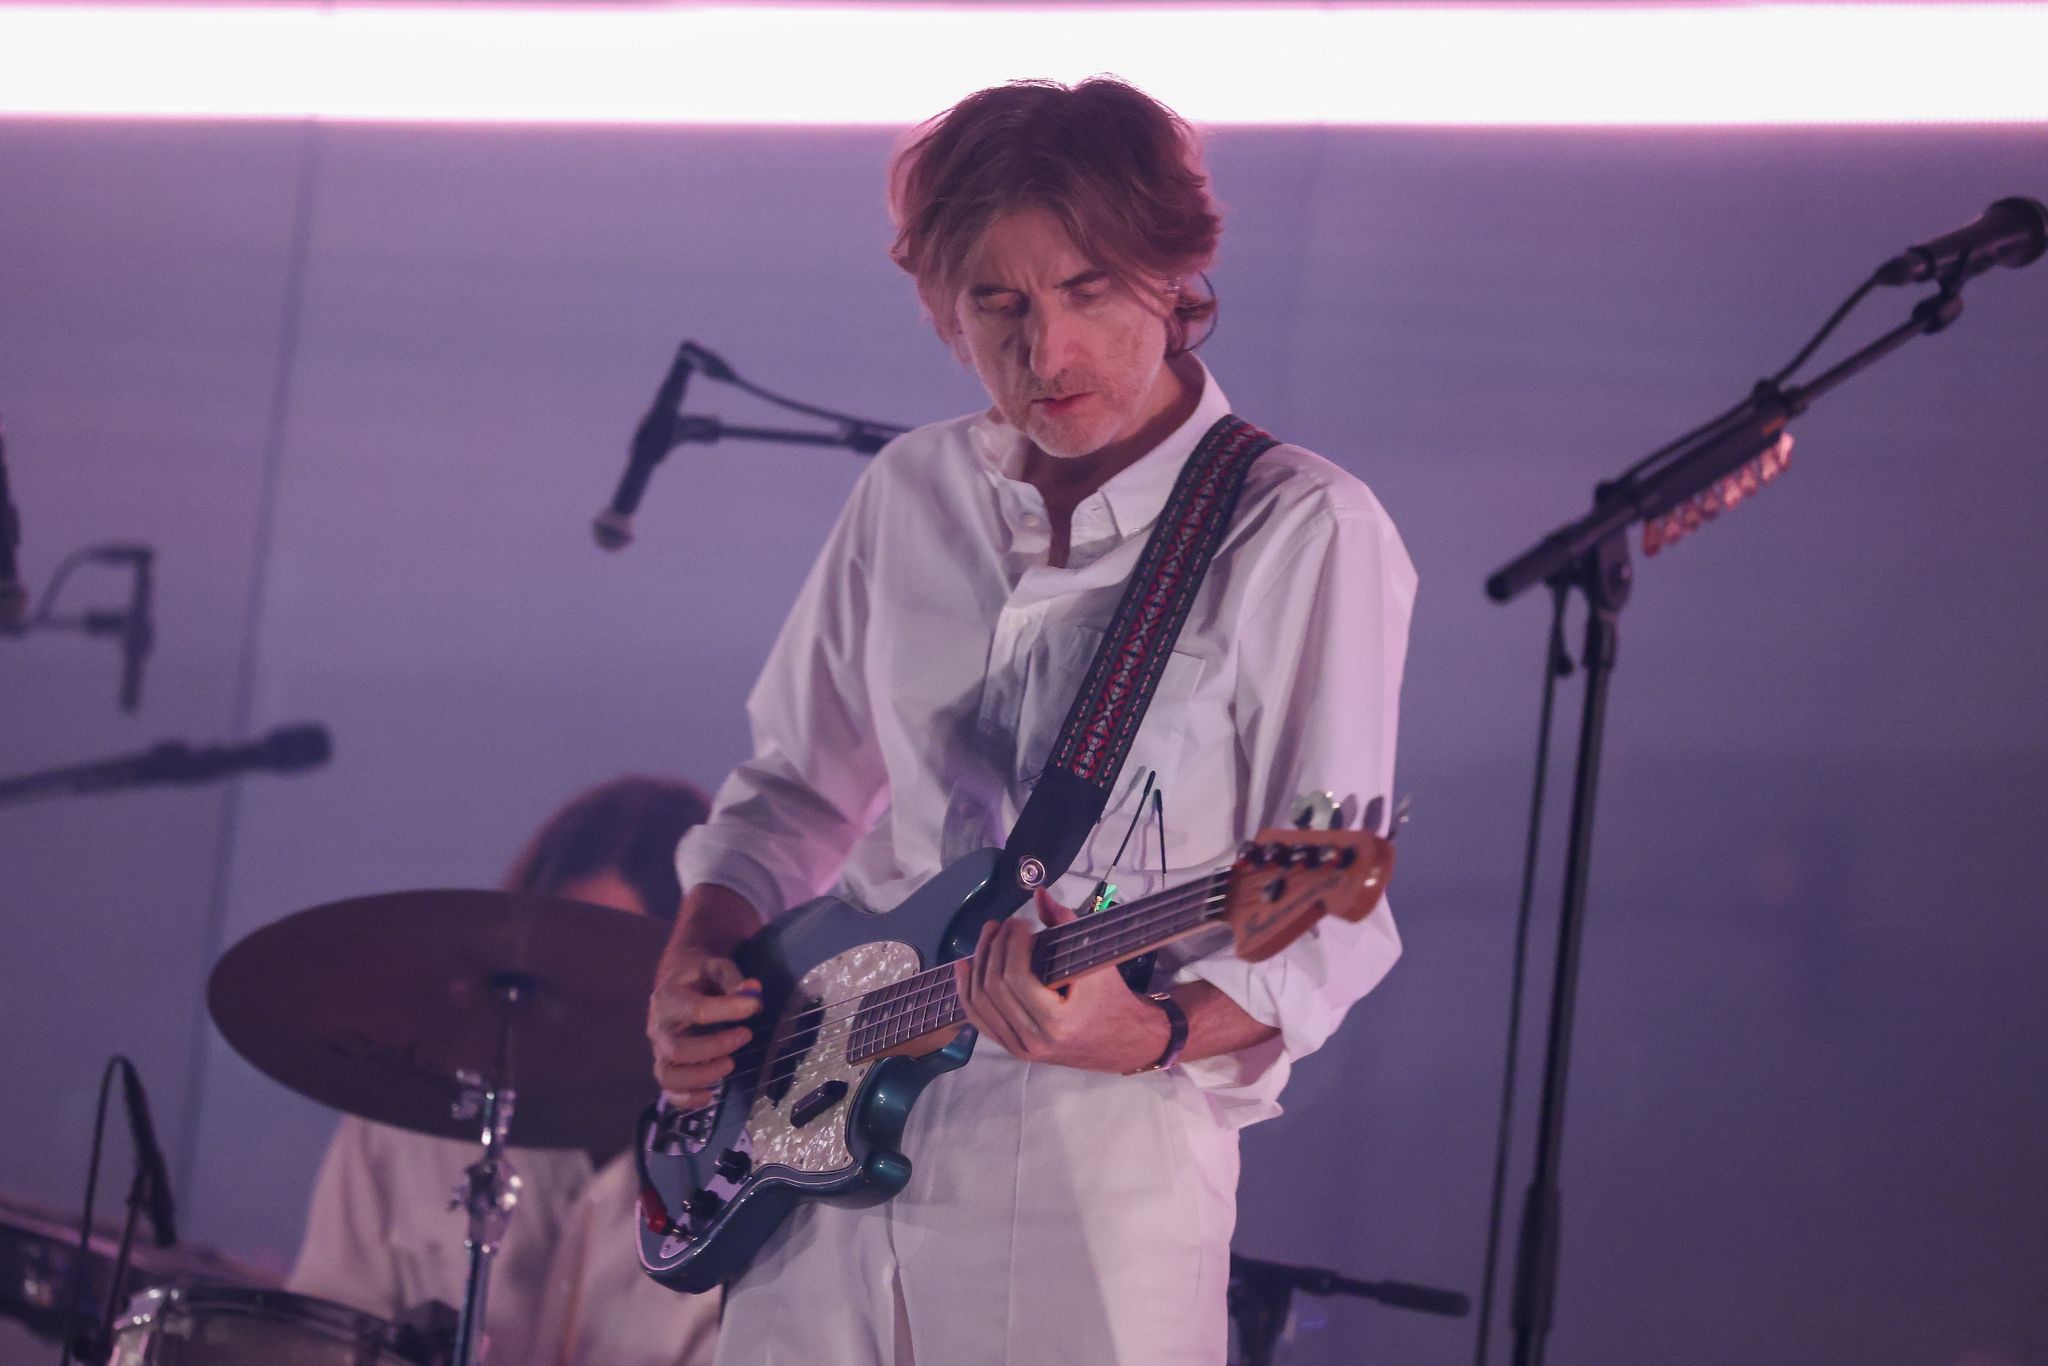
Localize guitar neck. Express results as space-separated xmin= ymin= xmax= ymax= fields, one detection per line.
xmin=844 ymin=870 xmax=1230 ymax=1063
xmin=1028 ymin=872 xmax=1232 ymax=982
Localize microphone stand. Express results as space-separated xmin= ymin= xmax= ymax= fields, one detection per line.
xmin=593 ymin=339 xmax=909 ymax=549
xmin=0 ymin=415 xmax=23 ymax=630
xmin=662 ymin=412 xmax=901 ymax=457
xmin=1479 ymin=271 xmax=1979 ymax=1366
xmin=0 ymin=542 xmax=156 ymax=713
xmin=1228 ymin=1252 xmax=1470 ymax=1366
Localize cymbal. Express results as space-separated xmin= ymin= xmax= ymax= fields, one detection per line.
xmin=208 ymin=890 xmax=668 ymax=1152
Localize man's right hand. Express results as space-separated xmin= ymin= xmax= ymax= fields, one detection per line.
xmin=648 ymin=885 xmax=766 ymax=1110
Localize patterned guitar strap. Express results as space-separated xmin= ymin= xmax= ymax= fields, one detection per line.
xmin=997 ymin=414 xmax=1279 ymax=906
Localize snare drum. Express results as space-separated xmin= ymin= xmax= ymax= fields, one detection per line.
xmin=109 ymin=1284 xmax=433 ymax=1365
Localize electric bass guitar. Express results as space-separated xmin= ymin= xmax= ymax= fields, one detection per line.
xmin=635 ymin=802 xmax=1397 ymax=1293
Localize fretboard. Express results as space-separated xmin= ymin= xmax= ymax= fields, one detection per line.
xmin=843 ymin=870 xmax=1230 ymax=1062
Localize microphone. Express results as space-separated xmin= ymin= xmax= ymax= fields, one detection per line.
xmin=0 ymin=417 xmax=24 ymax=630
xmin=1875 ymin=196 xmax=2048 ymax=286
xmin=160 ymin=724 xmax=332 ymax=783
xmin=117 ymin=1058 xmax=177 ymax=1248
xmin=0 ymin=724 xmax=331 ymax=807
xmin=595 ymin=342 xmax=700 ymax=551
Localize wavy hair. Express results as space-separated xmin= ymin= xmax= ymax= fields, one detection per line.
xmin=888 ymin=77 xmax=1221 ymax=356
xmin=503 ymin=774 xmax=710 ymax=922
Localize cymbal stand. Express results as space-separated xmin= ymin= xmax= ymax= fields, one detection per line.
xmin=450 ymin=973 xmax=530 ymax=1366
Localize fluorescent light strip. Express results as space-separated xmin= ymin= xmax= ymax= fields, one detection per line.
xmin=2 ymin=3 xmax=2046 ymax=126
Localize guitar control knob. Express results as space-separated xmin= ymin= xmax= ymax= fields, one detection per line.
xmin=685 ymin=1187 xmax=726 ymax=1222
xmin=714 ymin=1149 xmax=752 ymax=1182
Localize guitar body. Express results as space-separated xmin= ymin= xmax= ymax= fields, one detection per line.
xmin=637 ymin=848 xmax=1016 ymax=1293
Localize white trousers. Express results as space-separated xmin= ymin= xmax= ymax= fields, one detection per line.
xmin=713 ymin=1048 xmax=1239 ymax=1366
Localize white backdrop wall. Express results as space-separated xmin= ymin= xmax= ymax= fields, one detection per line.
xmin=2 ymin=118 xmax=2045 ymax=1365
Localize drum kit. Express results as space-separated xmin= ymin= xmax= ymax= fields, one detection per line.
xmin=6 ymin=888 xmax=670 ymax=1365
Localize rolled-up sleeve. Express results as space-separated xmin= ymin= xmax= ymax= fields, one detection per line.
xmin=675 ymin=466 xmax=891 ymax=919
xmin=1179 ymin=487 xmax=1416 ymax=1126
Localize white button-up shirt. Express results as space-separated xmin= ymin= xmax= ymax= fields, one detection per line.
xmin=676 ymin=360 xmax=1415 ymax=1125
xmin=290 ymin=1119 xmax=719 ymax=1366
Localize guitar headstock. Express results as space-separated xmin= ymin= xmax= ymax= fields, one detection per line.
xmin=1223 ymin=794 xmax=1399 ymax=963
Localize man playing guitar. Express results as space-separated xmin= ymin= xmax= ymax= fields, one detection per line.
xmin=648 ymin=77 xmax=1416 ymax=1365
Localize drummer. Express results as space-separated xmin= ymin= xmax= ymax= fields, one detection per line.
xmin=289 ymin=775 xmax=721 ymax=1366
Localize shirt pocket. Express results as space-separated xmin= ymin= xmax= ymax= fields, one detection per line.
xmin=1014 ymin=622 xmax=1206 ymax=879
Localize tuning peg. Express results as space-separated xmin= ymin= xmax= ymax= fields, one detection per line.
xmin=1360 ymin=795 xmax=1386 ymax=835
xmin=1290 ymin=791 xmax=1341 ymax=831
xmin=1388 ymin=795 xmax=1413 ymax=840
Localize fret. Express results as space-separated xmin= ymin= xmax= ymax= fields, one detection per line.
xmin=839 ymin=870 xmax=1232 ymax=1065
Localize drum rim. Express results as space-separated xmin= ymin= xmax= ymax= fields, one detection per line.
xmin=113 ymin=1282 xmax=411 ymax=1347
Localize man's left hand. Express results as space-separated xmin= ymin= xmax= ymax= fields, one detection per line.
xmin=952 ymin=889 xmax=1171 ymax=1073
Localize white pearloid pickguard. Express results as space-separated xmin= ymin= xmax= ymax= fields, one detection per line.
xmin=743 ymin=940 xmax=921 ymax=1174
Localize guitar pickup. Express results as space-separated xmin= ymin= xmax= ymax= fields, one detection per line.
xmin=790 ymin=1080 xmax=848 ymax=1129
xmin=765 ymin=997 xmax=822 ymax=1105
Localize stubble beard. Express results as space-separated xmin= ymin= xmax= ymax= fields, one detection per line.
xmin=1023 ymin=409 xmax=1105 ymax=460
xmin=1012 ymin=375 xmax=1131 ymax=461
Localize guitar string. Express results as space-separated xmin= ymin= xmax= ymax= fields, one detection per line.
xmin=734 ymin=841 xmax=1362 ymax=1100
xmin=728 ymin=883 xmax=1235 ymax=1101
xmin=733 ymin=840 xmax=1349 ymax=1053
xmin=765 ymin=876 xmax=1226 ymax=1056
xmin=731 ymin=844 xmax=1361 ymax=1108
xmin=712 ymin=881 xmax=1227 ymax=1110
xmin=731 ymin=871 xmax=1230 ymax=1042
xmin=728 ymin=916 xmax=1232 ymax=1111
xmin=731 ymin=884 xmax=1229 ymax=1101
xmin=835 ymin=885 xmax=1228 ymax=1060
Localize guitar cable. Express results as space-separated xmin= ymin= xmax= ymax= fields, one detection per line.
xmin=1131 ymin=788 xmax=1168 ymax=990
xmin=1080 ymin=769 xmax=1165 ymax=991
xmin=1085 ymin=768 xmax=1158 ymax=915
xmin=55 ymin=1056 xmax=126 ymax=1366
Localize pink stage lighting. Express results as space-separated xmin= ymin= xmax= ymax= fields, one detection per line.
xmin=0 ymin=4 xmax=2045 ymax=126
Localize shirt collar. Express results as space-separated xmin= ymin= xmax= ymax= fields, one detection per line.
xmin=969 ymin=356 xmax=1233 ymax=540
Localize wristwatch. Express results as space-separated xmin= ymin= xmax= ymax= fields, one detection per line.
xmin=1129 ymin=991 xmax=1189 ymax=1074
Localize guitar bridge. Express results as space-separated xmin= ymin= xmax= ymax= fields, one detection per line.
xmin=655 ymin=1100 xmax=717 ymax=1154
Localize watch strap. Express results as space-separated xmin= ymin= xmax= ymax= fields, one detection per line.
xmin=1130 ymin=990 xmax=1189 ymax=1074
